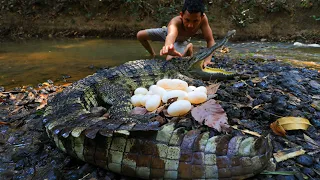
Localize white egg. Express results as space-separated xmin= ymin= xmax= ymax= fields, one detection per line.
xmin=149 ymin=85 xmax=166 ymax=97
xmin=134 ymin=87 xmax=148 ymax=95
xmin=131 ymin=94 xmax=144 ymax=107
xmin=167 ymin=100 xmax=192 ymax=116
xmin=170 ymin=79 xmax=188 ymax=91
xmin=146 ymin=91 xmax=153 ymax=95
xmin=186 ymin=86 xmax=197 ymax=92
xmin=156 ymin=79 xmax=172 ymax=89
xmin=187 ymin=91 xmax=207 ymax=104
xmin=162 ymin=90 xmax=188 ymax=103
xmin=194 ymin=86 xmax=207 ymax=94
xmin=145 ymin=95 xmax=161 ymax=111
xmin=140 ymin=95 xmax=151 ymax=106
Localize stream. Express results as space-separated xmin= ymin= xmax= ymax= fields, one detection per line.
xmin=0 ymin=38 xmax=319 ymax=90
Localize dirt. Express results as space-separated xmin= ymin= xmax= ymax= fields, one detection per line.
xmin=0 ymin=0 xmax=319 ymax=43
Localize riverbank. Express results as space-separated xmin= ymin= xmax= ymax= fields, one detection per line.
xmin=0 ymin=0 xmax=319 ymax=43
xmin=0 ymin=54 xmax=319 ymax=179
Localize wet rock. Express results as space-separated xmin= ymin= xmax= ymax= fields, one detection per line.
xmin=0 ymin=86 xmax=5 ymax=92
xmin=309 ymin=80 xmax=320 ymax=89
xmin=296 ymin=154 xmax=313 ymax=167
xmin=47 ymin=79 xmax=54 ymax=84
xmin=302 ymin=167 xmax=315 ymax=177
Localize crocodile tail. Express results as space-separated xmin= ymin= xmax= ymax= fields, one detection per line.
xmin=216 ymin=135 xmax=273 ymax=179
xmin=49 ymin=122 xmax=272 ymax=180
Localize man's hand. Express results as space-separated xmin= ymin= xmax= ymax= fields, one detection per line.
xmin=160 ymin=44 xmax=182 ymax=58
xmin=203 ymin=58 xmax=214 ymax=68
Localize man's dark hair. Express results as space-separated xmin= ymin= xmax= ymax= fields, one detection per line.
xmin=182 ymin=0 xmax=205 ymax=15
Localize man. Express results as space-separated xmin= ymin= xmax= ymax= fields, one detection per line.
xmin=137 ymin=0 xmax=215 ymax=67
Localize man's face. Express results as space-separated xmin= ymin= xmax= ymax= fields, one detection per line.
xmin=180 ymin=10 xmax=203 ymax=32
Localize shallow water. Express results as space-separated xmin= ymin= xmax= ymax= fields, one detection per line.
xmin=0 ymin=38 xmax=319 ymax=90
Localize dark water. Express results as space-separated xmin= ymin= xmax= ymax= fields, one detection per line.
xmin=0 ymin=38 xmax=319 ymax=90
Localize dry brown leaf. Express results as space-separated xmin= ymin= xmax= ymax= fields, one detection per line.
xmin=270 ymin=117 xmax=311 ymax=136
xmin=231 ymin=125 xmax=261 ymax=137
xmin=252 ymin=104 xmax=263 ymax=110
xmin=273 ymin=146 xmax=305 ymax=162
xmin=191 ymin=99 xmax=229 ymax=132
xmin=251 ymin=77 xmax=263 ymax=84
xmin=0 ymin=121 xmax=10 ymax=125
xmin=130 ymin=107 xmax=148 ymax=115
xmin=36 ymin=99 xmax=48 ymax=110
xmin=206 ymin=83 xmax=220 ymax=95
xmin=276 ymin=117 xmax=311 ymax=130
xmin=270 ymin=120 xmax=287 ymax=136
xmin=287 ymin=93 xmax=301 ymax=106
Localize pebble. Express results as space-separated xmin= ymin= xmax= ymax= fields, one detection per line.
xmin=296 ymin=154 xmax=314 ymax=167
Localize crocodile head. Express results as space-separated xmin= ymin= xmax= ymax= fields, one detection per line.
xmin=173 ymin=30 xmax=237 ymax=80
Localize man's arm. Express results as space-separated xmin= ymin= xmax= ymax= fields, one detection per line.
xmin=201 ymin=15 xmax=215 ymax=67
xmin=160 ymin=19 xmax=182 ymax=58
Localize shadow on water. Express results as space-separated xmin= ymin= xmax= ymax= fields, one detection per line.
xmin=0 ymin=39 xmax=319 ymax=90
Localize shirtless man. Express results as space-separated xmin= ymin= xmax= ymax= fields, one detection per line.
xmin=136 ymin=0 xmax=215 ymax=67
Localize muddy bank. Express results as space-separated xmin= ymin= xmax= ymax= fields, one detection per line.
xmin=0 ymin=0 xmax=319 ymax=43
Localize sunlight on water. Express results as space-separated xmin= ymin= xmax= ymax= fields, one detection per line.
xmin=0 ymin=39 xmax=163 ymax=89
xmin=0 ymin=39 xmax=319 ymax=90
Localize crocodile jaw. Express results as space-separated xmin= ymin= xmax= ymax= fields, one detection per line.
xmin=188 ymin=60 xmax=236 ymax=80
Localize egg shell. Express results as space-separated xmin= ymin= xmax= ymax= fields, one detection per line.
xmin=187 ymin=91 xmax=207 ymax=104
xmin=145 ymin=95 xmax=161 ymax=111
xmin=167 ymin=100 xmax=192 ymax=116
xmin=134 ymin=87 xmax=148 ymax=95
xmin=131 ymin=94 xmax=144 ymax=107
xmin=146 ymin=91 xmax=153 ymax=95
xmin=162 ymin=90 xmax=188 ymax=103
xmin=149 ymin=85 xmax=166 ymax=97
xmin=140 ymin=95 xmax=151 ymax=106
xmin=170 ymin=79 xmax=188 ymax=91
xmin=194 ymin=86 xmax=207 ymax=94
xmin=186 ymin=86 xmax=196 ymax=92
xmin=156 ymin=79 xmax=172 ymax=89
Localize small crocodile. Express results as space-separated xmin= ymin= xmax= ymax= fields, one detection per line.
xmin=43 ymin=30 xmax=273 ymax=179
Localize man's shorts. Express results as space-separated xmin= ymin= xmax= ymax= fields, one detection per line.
xmin=146 ymin=27 xmax=190 ymax=54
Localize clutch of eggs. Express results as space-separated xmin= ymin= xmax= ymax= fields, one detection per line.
xmin=131 ymin=79 xmax=207 ymax=116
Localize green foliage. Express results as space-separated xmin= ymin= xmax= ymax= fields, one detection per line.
xmin=311 ymin=15 xmax=320 ymax=21
xmin=154 ymin=2 xmax=180 ymax=26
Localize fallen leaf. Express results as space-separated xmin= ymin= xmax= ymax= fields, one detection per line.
xmin=130 ymin=107 xmax=148 ymax=115
xmin=277 ymin=117 xmax=311 ymax=130
xmin=191 ymin=99 xmax=229 ymax=132
xmin=231 ymin=125 xmax=261 ymax=137
xmin=261 ymin=171 xmax=296 ymax=175
xmin=270 ymin=117 xmax=311 ymax=136
xmin=0 ymin=121 xmax=10 ymax=125
xmin=270 ymin=120 xmax=287 ymax=136
xmin=206 ymin=83 xmax=220 ymax=95
xmin=252 ymin=104 xmax=263 ymax=110
xmin=311 ymin=100 xmax=320 ymax=111
xmin=273 ymin=146 xmax=305 ymax=162
xmin=287 ymin=93 xmax=301 ymax=106
xmin=251 ymin=77 xmax=263 ymax=84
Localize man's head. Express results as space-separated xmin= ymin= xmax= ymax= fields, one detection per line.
xmin=180 ymin=0 xmax=205 ymax=32
xmin=182 ymin=0 xmax=205 ymax=15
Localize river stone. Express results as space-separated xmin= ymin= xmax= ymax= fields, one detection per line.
xmin=296 ymin=154 xmax=313 ymax=167
xmin=309 ymin=80 xmax=320 ymax=89
xmin=302 ymin=167 xmax=315 ymax=177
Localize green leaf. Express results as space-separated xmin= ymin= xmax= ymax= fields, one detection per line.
xmin=261 ymin=171 xmax=296 ymax=175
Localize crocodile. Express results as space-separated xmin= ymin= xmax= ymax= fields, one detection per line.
xmin=43 ymin=30 xmax=273 ymax=179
